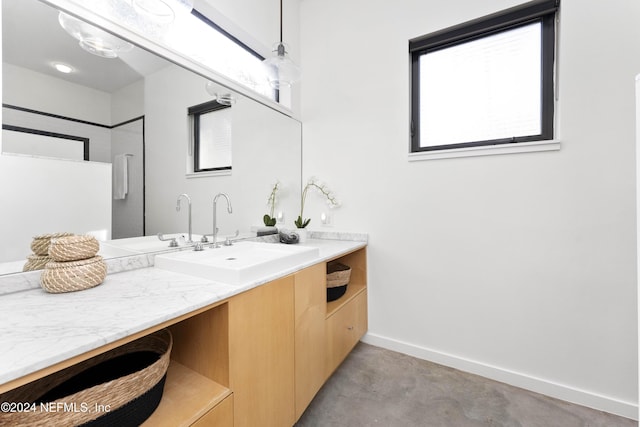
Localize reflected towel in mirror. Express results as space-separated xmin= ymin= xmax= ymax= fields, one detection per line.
xmin=113 ymin=154 xmax=130 ymax=200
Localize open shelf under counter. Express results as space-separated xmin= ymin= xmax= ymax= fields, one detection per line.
xmin=326 ymin=282 xmax=366 ymax=319
xmin=325 ymin=246 xmax=367 ymax=319
xmin=142 ymin=360 xmax=232 ymax=427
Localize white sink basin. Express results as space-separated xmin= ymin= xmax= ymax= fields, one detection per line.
xmin=154 ymin=241 xmax=319 ymax=285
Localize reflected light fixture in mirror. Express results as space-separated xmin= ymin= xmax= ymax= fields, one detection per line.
xmin=262 ymin=0 xmax=301 ymax=89
xmin=54 ymin=0 xmax=274 ymax=101
xmin=205 ymin=81 xmax=236 ymax=106
xmin=214 ymin=94 xmax=236 ymax=106
xmin=58 ymin=12 xmax=134 ymax=58
xmin=129 ymin=0 xmax=194 ymax=25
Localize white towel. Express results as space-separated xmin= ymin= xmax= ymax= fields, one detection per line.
xmin=113 ymin=154 xmax=128 ymax=200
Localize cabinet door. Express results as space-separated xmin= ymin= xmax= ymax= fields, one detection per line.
xmin=228 ymin=276 xmax=295 ymax=427
xmin=325 ymin=289 xmax=368 ymax=377
xmin=191 ymin=394 xmax=233 ymax=427
xmin=294 ymin=263 xmax=327 ymax=420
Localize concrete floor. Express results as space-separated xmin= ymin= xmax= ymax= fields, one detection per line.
xmin=295 ymin=343 xmax=638 ymax=427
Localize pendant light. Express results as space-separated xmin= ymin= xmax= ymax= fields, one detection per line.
xmin=262 ymin=0 xmax=300 ymax=89
xmin=58 ymin=12 xmax=133 ymax=59
xmin=205 ymin=81 xmax=236 ymax=106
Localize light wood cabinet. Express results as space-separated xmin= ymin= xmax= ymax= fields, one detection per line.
xmin=294 ymin=263 xmax=327 ymax=419
xmin=169 ymin=302 xmax=229 ymax=387
xmin=142 ymin=361 xmax=233 ymax=427
xmin=325 ymin=248 xmax=368 ymax=378
xmin=153 ymin=274 xmax=299 ymax=427
xmin=325 ymin=289 xmax=368 ymax=376
xmin=191 ymin=394 xmax=233 ymax=427
xmin=2 ymin=246 xmax=367 ymax=427
xmin=293 ymin=247 xmax=368 ymax=422
xmin=228 ymin=275 xmax=295 ymax=427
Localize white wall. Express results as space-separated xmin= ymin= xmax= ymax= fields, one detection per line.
xmin=1 ymin=62 xmax=146 ymax=243
xmin=2 ymin=63 xmax=113 ymax=162
xmin=112 ymin=79 xmax=144 ymax=124
xmin=111 ymin=120 xmax=144 ymax=239
xmin=0 ymin=154 xmax=111 ymax=263
xmin=111 ymin=80 xmax=145 ymax=239
xmin=1 ymin=104 xmax=112 ymax=163
xmin=300 ymin=0 xmax=639 ymax=419
xmin=144 ymin=64 xmax=301 ymax=239
xmin=2 ymin=63 xmax=111 ymax=124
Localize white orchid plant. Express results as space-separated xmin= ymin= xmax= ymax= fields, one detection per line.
xmin=295 ymin=177 xmax=339 ymax=228
xmin=264 ymin=181 xmax=280 ymax=226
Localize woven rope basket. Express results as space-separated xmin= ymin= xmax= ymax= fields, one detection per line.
xmin=327 ymin=262 xmax=351 ymax=289
xmin=49 ymin=235 xmax=100 ymax=262
xmin=0 ymin=329 xmax=172 ymax=427
xmin=30 ymin=232 xmax=74 ymax=256
xmin=40 ymin=256 xmax=107 ymax=294
xmin=23 ymin=255 xmax=52 ymax=272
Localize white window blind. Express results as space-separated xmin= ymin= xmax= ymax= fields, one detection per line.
xmin=419 ymin=22 xmax=542 ymax=148
xmin=198 ymin=108 xmax=232 ymax=170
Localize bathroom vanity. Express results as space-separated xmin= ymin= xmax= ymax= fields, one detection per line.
xmin=0 ymin=237 xmax=367 ymax=426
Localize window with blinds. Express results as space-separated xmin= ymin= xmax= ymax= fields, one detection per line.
xmin=409 ymin=0 xmax=559 ymax=152
xmin=188 ymin=100 xmax=232 ymax=173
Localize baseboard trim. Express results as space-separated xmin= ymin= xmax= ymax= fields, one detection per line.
xmin=361 ymin=332 xmax=638 ymax=421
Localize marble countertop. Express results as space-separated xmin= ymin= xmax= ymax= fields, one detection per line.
xmin=0 ymin=237 xmax=366 ymax=389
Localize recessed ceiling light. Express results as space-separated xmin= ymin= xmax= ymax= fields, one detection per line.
xmin=54 ymin=63 xmax=74 ymax=74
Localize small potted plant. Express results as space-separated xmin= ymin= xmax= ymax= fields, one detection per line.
xmin=295 ymin=177 xmax=339 ymax=242
xmin=263 ymin=181 xmax=280 ymax=227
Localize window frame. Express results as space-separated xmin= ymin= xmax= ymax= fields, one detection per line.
xmin=409 ymin=0 xmax=559 ymax=153
xmin=188 ymin=100 xmax=232 ymax=173
xmin=191 ymin=9 xmax=279 ymax=103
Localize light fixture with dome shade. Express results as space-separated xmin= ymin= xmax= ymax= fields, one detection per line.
xmin=262 ymin=0 xmax=301 ymax=89
xmin=58 ymin=12 xmax=134 ymax=58
xmin=205 ymin=81 xmax=236 ymax=106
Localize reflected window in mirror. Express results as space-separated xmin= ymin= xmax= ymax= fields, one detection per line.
xmin=177 ymin=10 xmax=276 ymax=101
xmin=188 ymin=100 xmax=232 ymax=173
xmin=2 ymin=125 xmax=89 ymax=161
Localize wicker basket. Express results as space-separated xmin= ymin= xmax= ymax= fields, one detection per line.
xmin=23 ymin=255 xmax=53 ymax=272
xmin=40 ymin=256 xmax=107 ymax=294
xmin=327 ymin=262 xmax=351 ymax=288
xmin=0 ymin=329 xmax=172 ymax=427
xmin=30 ymin=232 xmax=74 ymax=256
xmin=327 ymin=262 xmax=351 ymax=302
xmin=49 ymin=235 xmax=100 ymax=262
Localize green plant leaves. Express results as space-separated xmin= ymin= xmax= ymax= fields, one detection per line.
xmin=263 ymin=214 xmax=276 ymax=226
xmin=295 ymin=215 xmax=310 ymax=228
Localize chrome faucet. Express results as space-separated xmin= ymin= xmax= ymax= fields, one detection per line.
xmin=176 ymin=193 xmax=193 ymax=243
xmin=212 ymin=193 xmax=232 ymax=248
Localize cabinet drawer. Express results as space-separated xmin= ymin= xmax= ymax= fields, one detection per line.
xmin=192 ymin=394 xmax=233 ymax=427
xmin=325 ymin=289 xmax=367 ymax=377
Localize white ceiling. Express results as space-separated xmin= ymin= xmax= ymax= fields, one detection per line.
xmin=2 ymin=0 xmax=169 ymax=93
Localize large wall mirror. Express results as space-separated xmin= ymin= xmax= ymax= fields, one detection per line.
xmin=0 ymin=0 xmax=302 ymax=276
